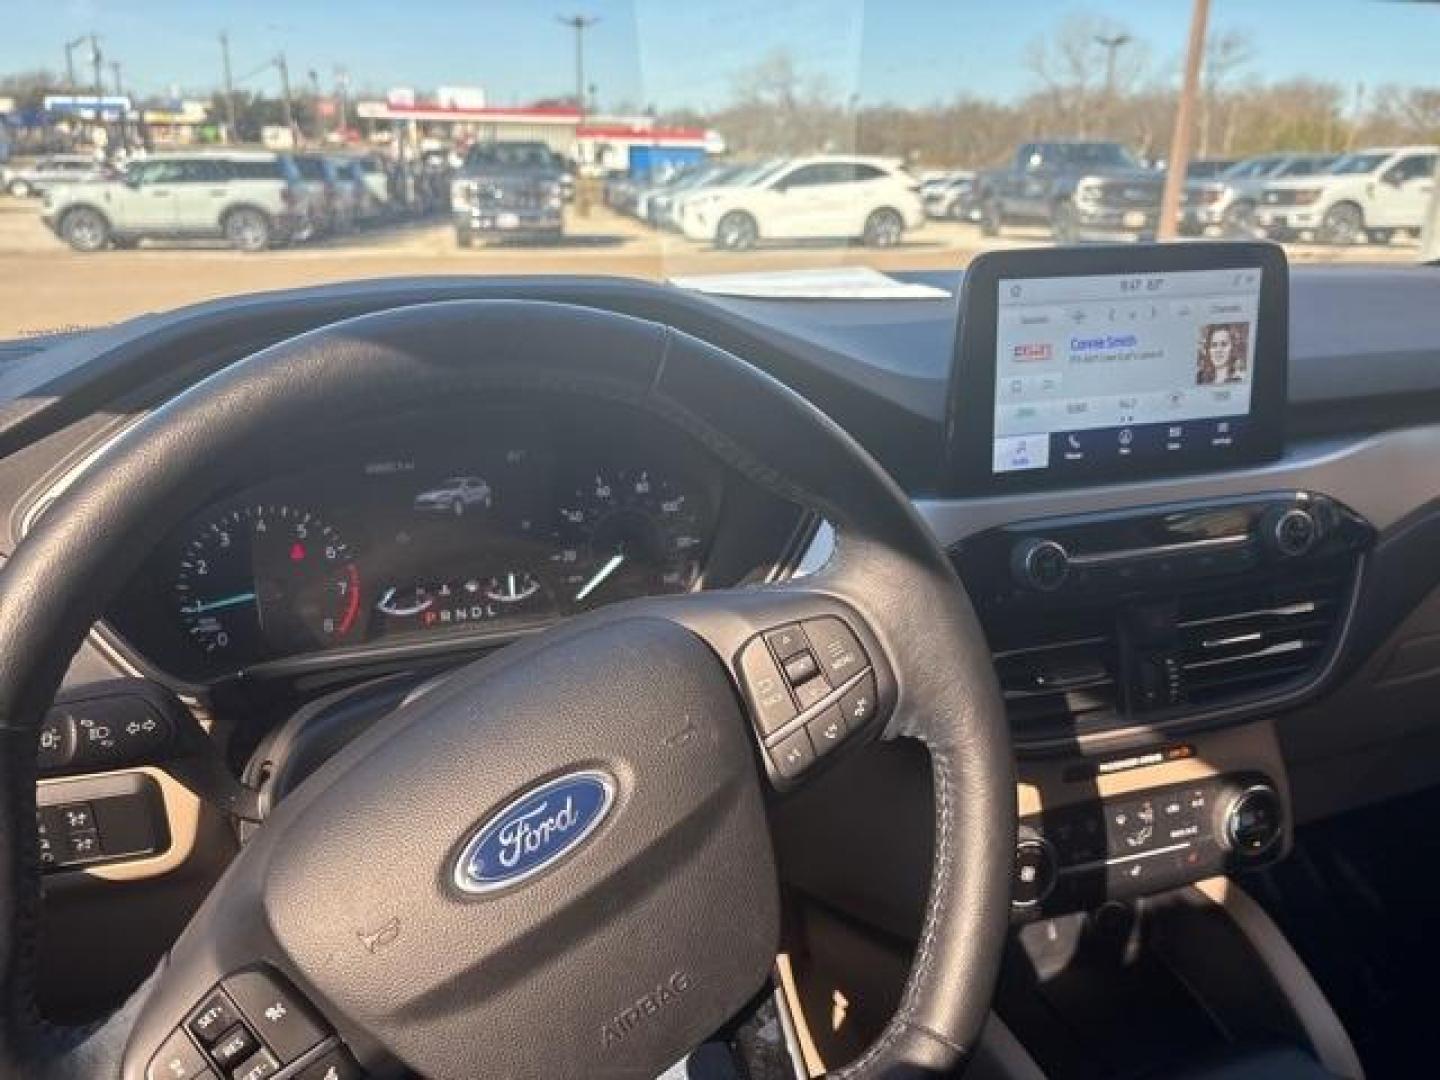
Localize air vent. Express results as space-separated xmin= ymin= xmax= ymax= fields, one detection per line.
xmin=994 ymin=624 xmax=1120 ymax=736
xmin=1174 ymin=571 xmax=1349 ymax=707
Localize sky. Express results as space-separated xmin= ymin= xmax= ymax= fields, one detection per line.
xmin=0 ymin=0 xmax=1435 ymax=111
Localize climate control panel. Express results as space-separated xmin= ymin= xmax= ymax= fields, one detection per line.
xmin=1012 ymin=772 xmax=1285 ymax=914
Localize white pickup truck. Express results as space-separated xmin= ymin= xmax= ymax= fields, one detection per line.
xmin=1255 ymin=145 xmax=1437 ymax=244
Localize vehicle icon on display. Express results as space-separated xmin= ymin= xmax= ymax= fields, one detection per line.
xmin=413 ymin=476 xmax=493 ymax=516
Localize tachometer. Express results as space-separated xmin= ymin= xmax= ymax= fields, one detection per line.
xmin=174 ymin=504 xmax=360 ymax=660
xmin=552 ymin=466 xmax=709 ymax=608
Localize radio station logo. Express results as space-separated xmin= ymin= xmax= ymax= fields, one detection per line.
xmin=1011 ymin=342 xmax=1053 ymax=363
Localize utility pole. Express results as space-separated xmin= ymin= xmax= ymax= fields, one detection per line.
xmin=1157 ymin=0 xmax=1209 ymax=241
xmin=110 ymin=61 xmax=122 ymax=96
xmin=556 ymin=15 xmax=599 ymax=119
xmin=64 ymin=36 xmax=87 ymax=89
xmin=275 ymin=52 xmax=296 ymax=146
xmin=219 ymin=32 xmax=238 ymax=144
xmin=89 ymin=35 xmax=104 ymax=105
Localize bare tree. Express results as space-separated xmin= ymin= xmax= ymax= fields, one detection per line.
xmin=1199 ymin=29 xmax=1253 ymax=157
xmin=1024 ymin=14 xmax=1146 ymax=137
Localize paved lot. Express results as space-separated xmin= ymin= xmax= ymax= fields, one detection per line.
xmin=0 ymin=196 xmax=1424 ymax=339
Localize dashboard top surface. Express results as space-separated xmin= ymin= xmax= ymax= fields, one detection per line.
xmin=2 ymin=265 xmax=1439 ymax=495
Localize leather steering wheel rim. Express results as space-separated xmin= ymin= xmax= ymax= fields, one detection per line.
xmin=0 ymin=300 xmax=1014 ymax=1079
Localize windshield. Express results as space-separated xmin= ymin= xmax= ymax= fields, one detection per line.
xmin=463 ymin=142 xmax=555 ymax=170
xmin=1 ymin=0 xmax=1437 ymax=336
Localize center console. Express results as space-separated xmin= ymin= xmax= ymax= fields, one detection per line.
xmin=935 ymin=245 xmax=1374 ymax=917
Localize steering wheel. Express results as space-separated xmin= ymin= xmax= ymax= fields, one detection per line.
xmin=0 ymin=301 xmax=1014 ymax=1079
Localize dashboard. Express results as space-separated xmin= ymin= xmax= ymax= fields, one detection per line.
xmin=11 ymin=261 xmax=1440 ymax=1023
xmin=100 ymin=397 xmax=806 ymax=684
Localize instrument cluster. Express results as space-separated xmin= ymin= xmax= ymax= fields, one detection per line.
xmin=103 ymin=400 xmax=776 ymax=683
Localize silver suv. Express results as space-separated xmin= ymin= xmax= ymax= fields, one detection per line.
xmin=42 ymin=152 xmax=313 ymax=252
xmin=1180 ymin=152 xmax=1338 ymax=235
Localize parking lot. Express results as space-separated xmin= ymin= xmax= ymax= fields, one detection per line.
xmin=0 ymin=194 xmax=1422 ymax=340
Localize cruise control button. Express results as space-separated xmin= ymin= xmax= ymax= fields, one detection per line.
xmin=148 ymin=1028 xmax=209 ymax=1080
xmin=764 ymin=624 xmax=807 ymax=662
xmin=231 ymin=1048 xmax=281 ymax=1080
xmin=839 ymin=672 xmax=878 ymax=728
xmin=782 ymin=650 xmax=819 ymax=686
xmin=737 ymin=639 xmax=797 ymax=737
xmin=189 ymin=990 xmax=242 ymax=1045
xmin=806 ymin=705 xmax=847 ymax=756
xmin=770 ymin=729 xmax=815 ymax=779
xmin=224 ymin=969 xmax=326 ymax=1065
xmin=293 ymin=1047 xmax=364 ymax=1080
xmin=210 ymin=1024 xmax=260 ymax=1070
xmin=802 ymin=617 xmax=869 ymax=682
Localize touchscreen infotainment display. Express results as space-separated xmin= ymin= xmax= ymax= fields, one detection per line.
xmin=947 ymin=243 xmax=1287 ymax=493
xmin=991 ymin=267 xmax=1259 ymax=475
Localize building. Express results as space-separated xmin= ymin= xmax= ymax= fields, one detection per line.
xmin=353 ymin=94 xmax=724 ymax=176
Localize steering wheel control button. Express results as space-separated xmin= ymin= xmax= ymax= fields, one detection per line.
xmin=792 ymin=674 xmax=831 ymax=711
xmin=806 ymin=705 xmax=847 ymax=756
xmin=231 ymin=1049 xmax=282 ymax=1080
xmin=209 ymin=1024 xmax=260 ymax=1070
xmin=293 ymin=1047 xmax=364 ymax=1080
xmin=223 ymin=969 xmax=326 ymax=1065
xmin=1012 ymin=838 xmax=1058 ymax=908
xmin=738 ymin=638 xmax=798 ymax=736
xmin=148 ymin=1028 xmax=210 ymax=1080
xmin=770 ymin=728 xmax=816 ymax=779
xmin=839 ymin=672 xmax=879 ymax=728
xmin=189 ymin=990 xmax=243 ymax=1045
xmin=764 ymin=624 xmax=807 ymax=662
xmin=782 ymin=650 xmax=820 ymax=686
xmin=802 ymin=617 xmax=869 ymax=682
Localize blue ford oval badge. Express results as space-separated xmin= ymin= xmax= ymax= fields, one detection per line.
xmin=453 ymin=771 xmax=615 ymax=894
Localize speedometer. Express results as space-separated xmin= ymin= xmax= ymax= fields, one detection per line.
xmin=174 ymin=504 xmax=361 ymax=661
xmin=552 ymin=466 xmax=709 ymax=608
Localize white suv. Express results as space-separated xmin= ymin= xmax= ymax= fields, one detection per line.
xmin=678 ymin=156 xmax=924 ymax=249
xmin=1255 ymin=146 xmax=1437 ymax=244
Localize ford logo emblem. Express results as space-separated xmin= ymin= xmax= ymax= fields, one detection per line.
xmin=452 ymin=771 xmax=615 ymax=894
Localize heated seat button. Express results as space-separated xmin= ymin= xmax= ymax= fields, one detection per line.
xmin=838 ymin=672 xmax=878 ymax=728
xmin=737 ymin=638 xmax=797 ymax=737
xmin=223 ymin=969 xmax=326 ymax=1065
xmin=147 ymin=1028 xmax=210 ymax=1080
xmin=294 ymin=1047 xmax=364 ymax=1080
xmin=764 ymin=624 xmax=808 ymax=662
xmin=802 ymin=617 xmax=869 ymax=682
xmin=189 ymin=989 xmax=243 ymax=1045
xmin=806 ymin=705 xmax=847 ymax=757
xmin=770 ymin=728 xmax=816 ymax=779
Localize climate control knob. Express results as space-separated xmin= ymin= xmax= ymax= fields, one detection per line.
xmin=1218 ymin=783 xmax=1284 ymax=861
xmin=1011 ymin=538 xmax=1071 ymax=592
xmin=1263 ymin=507 xmax=1320 ymax=558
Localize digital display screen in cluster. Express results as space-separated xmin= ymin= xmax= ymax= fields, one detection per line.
xmin=991 ymin=267 xmax=1262 ymax=477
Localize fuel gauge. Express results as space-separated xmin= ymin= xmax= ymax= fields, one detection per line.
xmin=484 ymin=571 xmax=542 ymax=605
